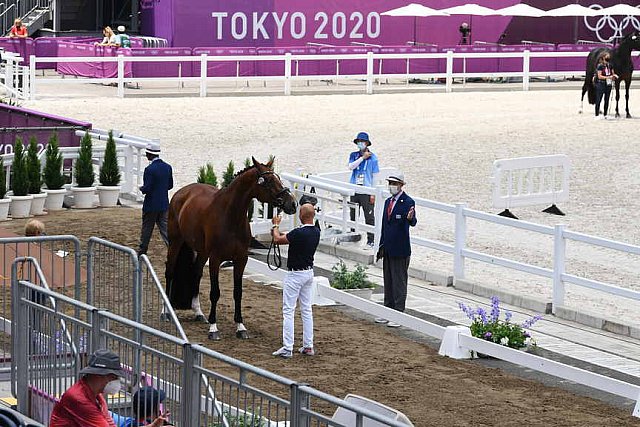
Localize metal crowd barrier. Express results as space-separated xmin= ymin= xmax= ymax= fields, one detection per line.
xmin=12 ymin=278 xmax=408 ymax=426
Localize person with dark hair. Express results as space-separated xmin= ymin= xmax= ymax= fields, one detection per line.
xmin=594 ymin=52 xmax=618 ymax=120
xmin=459 ymin=22 xmax=471 ymax=45
xmin=347 ymin=131 xmax=379 ymax=247
xmin=123 ymin=387 xmax=171 ymax=426
xmin=50 ymin=349 xmax=124 ymax=426
xmin=138 ymin=142 xmax=173 ymax=256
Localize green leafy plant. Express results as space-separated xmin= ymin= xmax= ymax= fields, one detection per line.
xmin=209 ymin=410 xmax=268 ymax=427
xmin=458 ymin=296 xmax=541 ymax=350
xmin=26 ymin=136 xmax=42 ymax=194
xmin=330 ymin=260 xmax=375 ymax=290
xmin=43 ymin=132 xmax=65 ymax=190
xmin=0 ymin=156 xmax=6 ymax=199
xmin=11 ymin=138 xmax=29 ymax=196
xmin=221 ymin=160 xmax=235 ymax=188
xmin=99 ymin=130 xmax=121 ymax=186
xmin=74 ymin=131 xmax=94 ymax=187
xmin=197 ymin=162 xmax=218 ymax=187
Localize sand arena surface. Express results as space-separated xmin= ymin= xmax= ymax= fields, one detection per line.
xmin=25 ymin=88 xmax=640 ymax=323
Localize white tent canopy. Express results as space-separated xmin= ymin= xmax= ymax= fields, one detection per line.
xmin=381 ymin=3 xmax=449 ymax=17
xmin=439 ymin=3 xmax=497 ymax=16
xmin=495 ymin=4 xmax=546 ymax=17
xmin=544 ymin=4 xmax=600 ymax=17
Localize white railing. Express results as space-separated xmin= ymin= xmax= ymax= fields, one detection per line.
xmin=1 ymin=52 xmax=30 ymax=99
xmin=277 ymin=171 xmax=640 ymax=318
xmin=22 ymin=49 xmax=640 ymax=98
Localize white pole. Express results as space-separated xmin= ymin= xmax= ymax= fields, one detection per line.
xmin=522 ymin=49 xmax=531 ymax=91
xmin=365 ymin=51 xmax=374 ymax=94
xmin=453 ymin=203 xmax=466 ymax=279
xmin=117 ymin=55 xmax=124 ymax=98
xmin=29 ymin=55 xmax=36 ymax=100
xmin=445 ymin=50 xmax=453 ymax=93
xmin=199 ymin=54 xmax=207 ymax=98
xmin=552 ymin=224 xmax=566 ymax=313
xmin=284 ymin=52 xmax=292 ymax=96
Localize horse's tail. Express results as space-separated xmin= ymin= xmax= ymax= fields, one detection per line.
xmin=587 ymin=80 xmax=596 ymax=104
xmin=166 ymin=243 xmax=199 ymax=310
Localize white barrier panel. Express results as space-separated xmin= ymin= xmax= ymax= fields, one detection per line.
xmin=491 ymin=154 xmax=570 ymax=209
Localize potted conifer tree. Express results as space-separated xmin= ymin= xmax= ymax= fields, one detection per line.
xmin=9 ymin=138 xmax=33 ymax=218
xmin=97 ymin=130 xmax=121 ymax=207
xmin=71 ymin=131 xmax=96 ymax=209
xmin=43 ymin=132 xmax=67 ymax=211
xmin=0 ymin=156 xmax=10 ymax=221
xmin=26 ymin=136 xmax=47 ymax=215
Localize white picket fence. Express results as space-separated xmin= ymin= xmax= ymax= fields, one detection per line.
xmin=14 ymin=49 xmax=640 ymax=99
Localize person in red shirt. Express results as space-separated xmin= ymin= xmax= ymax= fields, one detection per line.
xmin=9 ymin=19 xmax=27 ymax=38
xmin=50 ymin=349 xmax=125 ymax=427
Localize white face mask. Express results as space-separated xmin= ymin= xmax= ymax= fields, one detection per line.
xmin=357 ymin=142 xmax=367 ymax=151
xmin=388 ymin=185 xmax=400 ymax=195
xmin=103 ymin=379 xmax=121 ymax=395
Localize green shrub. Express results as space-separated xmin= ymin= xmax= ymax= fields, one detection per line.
xmin=221 ymin=160 xmax=234 ymax=188
xmin=99 ymin=130 xmax=121 ymax=186
xmin=0 ymin=156 xmax=6 ymax=199
xmin=43 ymin=132 xmax=65 ymax=190
xmin=330 ymin=260 xmax=375 ymax=290
xmin=74 ymin=131 xmax=94 ymax=187
xmin=197 ymin=162 xmax=218 ymax=187
xmin=11 ymin=138 xmax=29 ymax=196
xmin=26 ymin=136 xmax=42 ymax=194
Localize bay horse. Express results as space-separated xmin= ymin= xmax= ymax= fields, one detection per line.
xmin=580 ymin=31 xmax=640 ymax=118
xmin=165 ymin=157 xmax=297 ymax=340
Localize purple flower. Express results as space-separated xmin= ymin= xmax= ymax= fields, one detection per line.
xmin=505 ymin=311 xmax=513 ymax=323
xmin=484 ymin=332 xmax=492 ymax=339
xmin=490 ymin=296 xmax=500 ymax=323
xmin=524 ymin=331 xmax=530 ymax=337
xmin=476 ymin=307 xmax=488 ymax=324
xmin=521 ymin=314 xmax=543 ymax=329
xmin=458 ymin=302 xmax=476 ymax=321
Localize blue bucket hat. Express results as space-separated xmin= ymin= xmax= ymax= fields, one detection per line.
xmin=353 ymin=132 xmax=371 ymax=146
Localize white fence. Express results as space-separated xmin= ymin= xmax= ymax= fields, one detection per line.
xmin=274 ymin=170 xmax=640 ymax=318
xmin=17 ymin=49 xmax=640 ymax=99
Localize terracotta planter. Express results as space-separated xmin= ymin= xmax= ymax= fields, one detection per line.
xmin=71 ymin=186 xmax=96 ymax=209
xmin=97 ymin=185 xmax=121 ymax=208
xmin=9 ymin=194 xmax=33 ymax=218
xmin=44 ymin=188 xmax=67 ymax=211
xmin=29 ymin=192 xmax=47 ymax=215
xmin=0 ymin=198 xmax=10 ymax=221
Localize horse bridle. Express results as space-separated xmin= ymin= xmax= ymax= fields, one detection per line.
xmin=257 ymin=169 xmax=292 ymax=209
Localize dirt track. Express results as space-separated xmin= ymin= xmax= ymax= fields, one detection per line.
xmin=3 ymin=207 xmax=640 ymax=426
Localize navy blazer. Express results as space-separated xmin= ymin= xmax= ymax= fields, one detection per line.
xmin=140 ymin=158 xmax=173 ymax=212
xmin=380 ymin=191 xmax=417 ymax=258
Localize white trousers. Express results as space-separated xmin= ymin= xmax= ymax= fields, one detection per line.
xmin=282 ymin=270 xmax=314 ymax=351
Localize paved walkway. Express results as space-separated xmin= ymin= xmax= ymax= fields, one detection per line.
xmin=267 ymin=243 xmax=640 ymax=386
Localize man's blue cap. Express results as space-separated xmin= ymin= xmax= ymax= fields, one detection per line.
xmin=353 ymin=132 xmax=371 ymax=145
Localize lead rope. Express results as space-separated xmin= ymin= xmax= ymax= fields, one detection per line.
xmin=267 ymin=233 xmax=282 ymax=271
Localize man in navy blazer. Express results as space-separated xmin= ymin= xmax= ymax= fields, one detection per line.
xmin=138 ymin=142 xmax=173 ymax=256
xmin=375 ymin=172 xmax=416 ymax=327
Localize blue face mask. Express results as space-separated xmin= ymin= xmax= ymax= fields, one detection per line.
xmin=357 ymin=142 xmax=367 ymax=151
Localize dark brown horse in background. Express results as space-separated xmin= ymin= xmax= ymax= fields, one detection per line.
xmin=165 ymin=157 xmax=297 ymax=340
xmin=580 ymin=31 xmax=640 ymax=118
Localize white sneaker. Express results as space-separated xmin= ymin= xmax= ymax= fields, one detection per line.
xmin=374 ymin=318 xmax=389 ymax=324
xmin=387 ymin=321 xmax=401 ymax=328
xmin=272 ymin=347 xmax=292 ymax=359
xmin=594 ymin=115 xmax=604 ymax=120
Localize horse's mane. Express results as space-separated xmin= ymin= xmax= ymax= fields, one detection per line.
xmin=233 ymin=164 xmax=256 ymax=179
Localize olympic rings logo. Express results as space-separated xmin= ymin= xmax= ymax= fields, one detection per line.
xmin=584 ymin=4 xmax=640 ymax=42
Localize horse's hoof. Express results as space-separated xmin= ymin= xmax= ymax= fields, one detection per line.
xmin=159 ymin=313 xmax=171 ymax=323
xmin=236 ymin=330 xmax=250 ymax=340
xmin=208 ymin=331 xmax=221 ymax=341
xmin=194 ymin=314 xmax=207 ymax=323
xmin=627 ymin=114 xmax=632 ymax=119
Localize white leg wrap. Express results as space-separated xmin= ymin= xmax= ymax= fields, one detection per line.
xmin=209 ymin=323 xmax=219 ymax=333
xmin=236 ymin=323 xmax=247 ymax=332
xmin=192 ymin=296 xmax=204 ymax=317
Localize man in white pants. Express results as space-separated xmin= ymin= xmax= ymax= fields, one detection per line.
xmin=271 ymin=204 xmax=320 ymax=359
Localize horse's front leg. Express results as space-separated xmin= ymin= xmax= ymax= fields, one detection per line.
xmin=233 ymin=255 xmax=249 ymax=339
xmin=208 ymin=256 xmax=222 ymax=340
xmin=625 ymin=80 xmax=631 ymax=118
xmin=615 ymin=83 xmax=621 ymax=118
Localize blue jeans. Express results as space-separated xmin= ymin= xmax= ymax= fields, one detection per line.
xmin=595 ymin=82 xmax=612 ymax=116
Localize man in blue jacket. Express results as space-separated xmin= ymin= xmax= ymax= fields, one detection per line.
xmin=138 ymin=143 xmax=173 ymax=256
xmin=375 ymin=173 xmax=416 ymax=327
